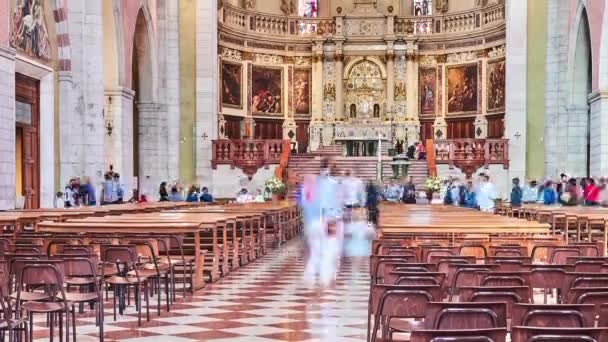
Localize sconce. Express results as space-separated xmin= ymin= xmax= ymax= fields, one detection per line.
xmin=106 ymin=120 xmax=114 ymax=136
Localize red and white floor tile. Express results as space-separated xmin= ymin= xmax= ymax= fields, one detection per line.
xmin=32 ymin=239 xmax=370 ymax=341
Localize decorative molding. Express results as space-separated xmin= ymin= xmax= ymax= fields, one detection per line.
xmin=221 ymin=47 xmax=242 ymax=61
xmin=294 ymin=56 xmax=311 ymax=67
xmin=419 ymin=55 xmax=437 ymax=66
xmin=487 ymin=45 xmax=506 ymax=59
xmin=254 ymin=54 xmax=284 ymax=65
xmin=446 ymin=51 xmax=478 ymax=63
xmin=323 ymin=83 xmax=336 ymax=101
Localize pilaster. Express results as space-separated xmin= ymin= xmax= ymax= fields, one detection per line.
xmin=334 ymin=51 xmax=345 ymax=121
xmin=386 ymin=52 xmax=395 ymax=120
xmin=104 ymin=87 xmax=135 ymax=195
xmin=0 ymin=47 xmax=16 ymax=210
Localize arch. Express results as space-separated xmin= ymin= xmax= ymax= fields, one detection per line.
xmin=343 ymin=56 xmax=387 ymax=79
xmin=131 ymin=5 xmax=157 ymax=102
xmin=566 ymin=0 xmax=593 ymax=105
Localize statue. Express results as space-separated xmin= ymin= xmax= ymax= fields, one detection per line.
xmin=245 ymin=0 xmax=255 ymax=9
xmin=280 ymin=0 xmax=295 ymax=15
xmin=476 ymin=0 xmax=489 ymax=7
xmin=350 ymin=104 xmax=357 ymax=118
xmin=435 ymin=0 xmax=448 ymax=13
xmin=373 ymin=104 xmax=380 ymax=118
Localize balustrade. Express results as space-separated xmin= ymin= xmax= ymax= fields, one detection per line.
xmin=433 ymin=139 xmax=508 ymax=177
xmin=219 ymin=3 xmax=504 ymax=39
xmin=212 ymin=139 xmax=289 ymax=179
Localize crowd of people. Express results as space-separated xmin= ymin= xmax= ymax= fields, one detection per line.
xmin=509 ymin=173 xmax=608 ymax=207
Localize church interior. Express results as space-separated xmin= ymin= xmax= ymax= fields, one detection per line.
xmin=2 ymin=0 xmax=608 ymax=341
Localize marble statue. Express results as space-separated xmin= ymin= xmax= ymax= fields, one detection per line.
xmin=245 ymin=0 xmax=255 ymax=9
xmin=435 ymin=0 xmax=448 ymax=13
xmin=280 ymin=0 xmax=295 ymax=15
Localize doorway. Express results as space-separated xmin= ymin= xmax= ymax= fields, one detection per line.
xmin=15 ymin=73 xmax=40 ymax=209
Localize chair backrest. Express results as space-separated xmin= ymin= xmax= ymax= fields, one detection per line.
xmin=0 ymin=238 xmax=10 ymax=256
xmin=563 ymin=273 xmax=608 ymax=300
xmin=479 ymin=271 xmax=531 ymax=287
xmin=511 ymin=326 xmax=608 ymax=342
xmin=15 ymin=261 xmax=67 ymax=306
xmin=566 ymin=256 xmax=608 ymax=265
xmin=598 ymin=303 xmax=608 ymax=327
xmin=386 ymin=271 xmax=446 ymax=287
xmin=422 ymin=246 xmax=460 ymax=263
xmin=550 ymin=248 xmax=582 ymax=265
xmin=529 ymin=267 xmax=568 ymax=290
xmin=410 ymin=328 xmax=507 ymax=342
xmin=451 ymin=264 xmax=499 ymax=290
xmin=569 ymin=242 xmax=602 ymax=257
xmin=490 ymin=245 xmax=528 ymax=257
xmin=512 ymin=304 xmax=596 ymax=328
xmin=569 ymin=287 xmax=608 ymax=310
xmin=370 ymin=255 xmax=418 ymax=280
xmin=424 ymin=302 xmax=508 ymax=329
xmin=572 ymin=277 xmax=608 ymax=288
xmin=370 ymin=284 xmax=440 ymax=317
xmin=460 ymin=286 xmax=531 ymax=318
xmin=573 ymin=261 xmax=605 ymax=273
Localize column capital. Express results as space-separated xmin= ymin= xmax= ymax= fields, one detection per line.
xmin=334 ymin=53 xmax=344 ymax=63
xmin=386 ymin=52 xmax=395 ymax=62
xmin=312 ymin=54 xmax=323 ymax=63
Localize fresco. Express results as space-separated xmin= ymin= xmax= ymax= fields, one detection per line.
xmin=10 ymin=0 xmax=51 ymax=61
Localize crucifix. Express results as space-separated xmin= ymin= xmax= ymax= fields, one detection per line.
xmin=514 ymin=132 xmax=521 ymax=139
xmin=201 ymin=133 xmax=209 ymax=140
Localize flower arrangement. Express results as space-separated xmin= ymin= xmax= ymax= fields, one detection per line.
xmin=265 ymin=177 xmax=285 ymax=195
xmin=423 ymin=176 xmax=443 ymax=194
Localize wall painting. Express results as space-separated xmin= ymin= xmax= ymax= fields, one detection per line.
xmin=221 ymin=61 xmax=243 ymax=109
xmin=446 ymin=64 xmax=478 ymax=114
xmin=419 ymin=67 xmax=436 ymax=115
xmin=251 ymin=66 xmax=283 ymax=115
xmin=293 ymin=69 xmax=311 ymax=115
xmin=487 ymin=59 xmax=505 ymax=112
xmin=10 ymin=0 xmax=51 ymax=61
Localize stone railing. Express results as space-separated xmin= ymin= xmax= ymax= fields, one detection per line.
xmin=212 ymin=139 xmax=289 ymax=179
xmin=219 ymin=3 xmax=504 ymax=38
xmin=433 ymin=138 xmax=508 ymax=177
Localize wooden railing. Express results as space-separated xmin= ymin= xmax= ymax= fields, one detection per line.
xmin=220 ymin=3 xmax=504 ymax=38
xmin=433 ymin=139 xmax=509 ymax=177
xmin=212 ymin=139 xmax=289 ymax=179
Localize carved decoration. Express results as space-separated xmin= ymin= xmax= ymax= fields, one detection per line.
xmin=394 ymin=82 xmax=406 ymax=101
xmin=419 ymin=55 xmax=437 ymax=66
xmin=436 ymin=0 xmax=448 ymax=13
xmin=487 ymin=45 xmax=506 ymax=59
xmin=294 ymin=56 xmax=311 ymax=66
xmin=221 ymin=48 xmax=242 ymax=61
xmin=246 ymin=0 xmax=255 ymax=9
xmin=280 ymin=0 xmax=295 ymax=15
xmin=254 ymin=54 xmax=284 ymax=65
xmin=324 ymin=83 xmax=336 ymax=101
xmin=345 ymin=19 xmax=386 ymax=36
xmin=446 ymin=51 xmax=478 ymax=63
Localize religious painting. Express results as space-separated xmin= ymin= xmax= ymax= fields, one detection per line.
xmin=251 ymin=66 xmax=283 ymax=115
xmin=293 ymin=69 xmax=311 ymax=115
xmin=419 ymin=67 xmax=436 ymax=114
xmin=447 ymin=64 xmax=478 ymax=114
xmin=487 ymin=59 xmax=506 ymax=112
xmin=10 ymin=0 xmax=51 ymax=61
xmin=221 ymin=61 xmax=243 ymax=109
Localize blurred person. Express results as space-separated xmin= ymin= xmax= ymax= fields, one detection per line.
xmin=159 ymin=182 xmax=169 ymax=202
xmin=200 ymin=187 xmax=214 ymax=203
xmin=599 ymin=177 xmax=608 ymax=207
xmin=556 ymin=173 xmax=568 ymax=202
xmin=255 ymin=189 xmax=265 ymax=202
xmin=81 ymin=176 xmax=96 ymax=206
xmin=385 ymin=180 xmax=402 ymax=202
xmin=63 ymin=178 xmax=79 ymax=208
xmin=585 ymin=178 xmax=600 ymax=206
xmin=522 ymin=180 xmax=539 ymax=204
xmin=415 ymin=140 xmax=427 ymax=160
xmin=236 ymin=188 xmax=252 ymax=203
xmin=443 ymin=178 xmax=454 ymax=205
xmin=302 ymin=158 xmax=344 ymax=288
xmin=341 ymin=170 xmax=365 ymax=208
xmin=510 ymin=177 xmax=523 ymax=207
xmin=401 ymin=176 xmax=416 ymax=204
xmin=54 ymin=191 xmax=63 ymax=208
xmin=450 ymin=178 xmax=462 ymax=205
xmin=561 ymin=178 xmax=579 ymax=206
xmin=113 ymin=173 xmax=124 ymax=203
xmin=366 ymin=180 xmax=380 ymax=225
xmin=186 ymin=185 xmax=200 ymax=202
xmin=543 ymin=180 xmax=557 ymax=205
xmin=477 ymin=174 xmax=497 ymax=212
xmin=168 ymin=185 xmax=184 ymax=202
xmin=463 ymin=180 xmax=477 ymax=208
xmin=101 ymin=172 xmax=116 ymax=205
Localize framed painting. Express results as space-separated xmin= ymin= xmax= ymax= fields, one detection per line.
xmin=221 ymin=61 xmax=243 ymax=109
xmin=419 ymin=67 xmax=436 ymax=115
xmin=293 ymin=69 xmax=311 ymax=115
xmin=251 ymin=66 xmax=283 ymax=115
xmin=446 ymin=64 xmax=478 ymax=115
xmin=487 ymin=59 xmax=505 ymax=112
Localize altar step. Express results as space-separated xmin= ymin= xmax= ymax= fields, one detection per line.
xmin=286 ymin=155 xmax=394 ymax=186
xmin=303 ymin=142 xmax=391 ymax=157
xmin=407 ymin=160 xmax=430 ymax=191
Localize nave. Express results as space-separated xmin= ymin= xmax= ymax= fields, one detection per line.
xmin=30 ymin=239 xmax=369 ymax=342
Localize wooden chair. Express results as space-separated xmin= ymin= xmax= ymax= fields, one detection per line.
xmin=512 ymin=303 xmax=596 ymax=328
xmin=459 ymin=286 xmax=531 ymax=318
xmin=511 ymin=326 xmax=608 ymax=342
xmin=449 ymin=264 xmax=499 ymax=301
xmin=423 ymin=302 xmax=507 ymax=329
xmin=410 ymin=328 xmax=507 ymax=342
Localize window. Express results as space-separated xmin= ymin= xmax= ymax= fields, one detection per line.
xmin=413 ymin=0 xmax=433 ymax=16
xmin=298 ymin=0 xmax=318 ymax=18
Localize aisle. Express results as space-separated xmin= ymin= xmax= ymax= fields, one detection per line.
xmin=35 ymin=239 xmax=370 ymax=342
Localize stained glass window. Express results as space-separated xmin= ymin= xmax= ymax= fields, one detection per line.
xmin=298 ymin=0 xmax=318 ymax=18
xmin=413 ymin=0 xmax=433 ymax=16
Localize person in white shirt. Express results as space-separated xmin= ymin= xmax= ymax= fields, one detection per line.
xmin=236 ymin=188 xmax=252 ymax=203
xmin=477 ymin=174 xmax=497 ymax=212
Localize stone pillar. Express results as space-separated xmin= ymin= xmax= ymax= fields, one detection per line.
xmin=196 ymin=0 xmax=219 ymax=188
xmin=39 ymin=73 xmax=55 ymax=208
xmin=386 ymin=52 xmax=395 ymax=119
xmin=0 ymin=47 xmax=15 ymax=210
xmin=104 ymin=87 xmax=135 ymax=195
xmin=589 ymin=92 xmax=608 ymax=177
xmin=311 ymin=50 xmax=324 ymax=122
xmin=405 ymin=52 xmax=418 ymax=118
xmin=334 ymin=52 xmax=344 ymax=121
xmin=58 ymin=71 xmax=74 ymax=187
xmin=138 ymin=102 xmax=162 ymax=189
xmin=505 ymin=0 xmax=527 ymax=181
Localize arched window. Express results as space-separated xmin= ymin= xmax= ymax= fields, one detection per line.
xmin=298 ymin=0 xmax=318 ymax=17
xmin=413 ymin=0 xmax=433 ymax=16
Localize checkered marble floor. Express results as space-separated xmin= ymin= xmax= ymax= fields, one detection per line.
xmin=31 ymin=239 xmax=370 ymax=341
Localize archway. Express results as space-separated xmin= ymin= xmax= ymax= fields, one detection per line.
xmin=131 ymin=8 xmax=154 ymax=190
xmin=571 ymin=8 xmax=592 ymax=176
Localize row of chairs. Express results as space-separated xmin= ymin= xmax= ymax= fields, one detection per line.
xmin=368 ymin=239 xmax=608 ymax=341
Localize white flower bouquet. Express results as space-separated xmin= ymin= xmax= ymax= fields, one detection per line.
xmin=423 ymin=176 xmax=442 ymax=194
xmin=265 ymin=177 xmax=285 ymax=195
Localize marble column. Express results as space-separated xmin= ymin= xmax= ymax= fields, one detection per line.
xmin=39 ymin=73 xmax=55 ymax=208
xmin=0 ymin=46 xmax=16 ymax=210
xmin=405 ymin=54 xmax=417 ymax=118
xmin=57 ymin=71 xmax=75 ymax=187
xmin=505 ymin=0 xmax=528 ymax=181
xmin=386 ymin=52 xmax=395 ymax=119
xmin=196 ymin=0 xmax=218 ymax=188
xmin=334 ymin=53 xmax=344 ymax=121
xmin=475 ymin=58 xmax=489 ymax=139
xmin=103 ymin=87 xmax=135 ymax=195
xmin=311 ymin=52 xmax=324 ymax=122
